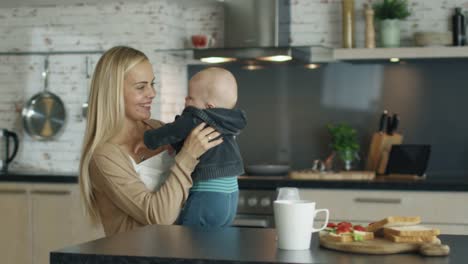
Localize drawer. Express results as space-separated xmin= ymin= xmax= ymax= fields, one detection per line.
xmin=299 ymin=189 xmax=468 ymax=226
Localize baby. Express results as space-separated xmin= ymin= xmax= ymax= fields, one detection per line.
xmin=143 ymin=67 xmax=247 ymax=227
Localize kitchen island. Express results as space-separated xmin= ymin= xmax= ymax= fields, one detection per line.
xmin=51 ymin=224 xmax=465 ymax=264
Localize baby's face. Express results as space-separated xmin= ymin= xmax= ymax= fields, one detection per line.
xmin=185 ymin=83 xmax=207 ymax=109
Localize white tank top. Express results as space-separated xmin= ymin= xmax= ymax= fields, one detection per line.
xmin=129 ymin=150 xmax=176 ymax=191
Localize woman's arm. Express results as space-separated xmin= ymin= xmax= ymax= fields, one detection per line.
xmin=91 ymin=149 xmax=197 ymax=225
xmin=91 ymin=123 xmax=223 ymax=226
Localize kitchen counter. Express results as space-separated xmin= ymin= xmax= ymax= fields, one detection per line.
xmin=0 ymin=172 xmax=77 ymax=183
xmin=1 ymin=172 xmax=468 ymax=191
xmin=51 ymin=224 xmax=465 ymax=264
xmin=238 ymin=175 xmax=468 ymax=192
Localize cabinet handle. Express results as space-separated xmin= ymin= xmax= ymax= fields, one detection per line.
xmin=31 ymin=190 xmax=71 ymax=195
xmin=0 ymin=189 xmax=27 ymax=194
xmin=354 ymin=197 xmax=402 ymax=204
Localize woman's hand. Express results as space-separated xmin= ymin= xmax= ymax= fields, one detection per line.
xmin=182 ymin=122 xmax=223 ymax=159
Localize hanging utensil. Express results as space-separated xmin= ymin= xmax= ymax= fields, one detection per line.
xmin=82 ymin=56 xmax=91 ymax=118
xmin=22 ymin=57 xmax=66 ymax=140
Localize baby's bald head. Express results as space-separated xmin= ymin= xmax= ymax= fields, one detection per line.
xmin=187 ymin=67 xmax=238 ymax=109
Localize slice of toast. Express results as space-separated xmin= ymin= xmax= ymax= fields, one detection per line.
xmin=384 ymin=233 xmax=440 ymax=244
xmin=323 ymin=231 xmax=374 ymax=242
xmin=366 ymin=216 xmax=421 ymax=232
xmin=383 ymin=225 xmax=440 ymax=237
xmin=326 ymin=233 xmax=354 ymax=242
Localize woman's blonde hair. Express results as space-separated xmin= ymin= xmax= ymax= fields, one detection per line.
xmin=79 ymin=46 xmax=148 ymax=224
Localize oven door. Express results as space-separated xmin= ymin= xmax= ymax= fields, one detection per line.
xmin=232 ymin=214 xmax=274 ymax=228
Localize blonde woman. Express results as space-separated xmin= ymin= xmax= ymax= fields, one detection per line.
xmin=79 ymin=46 xmax=222 ymax=236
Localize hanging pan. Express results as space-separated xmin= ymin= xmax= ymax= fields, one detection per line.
xmin=22 ymin=57 xmax=66 ymax=140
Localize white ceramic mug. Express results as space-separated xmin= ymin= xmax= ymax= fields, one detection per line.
xmin=277 ymin=187 xmax=300 ymax=201
xmin=274 ymin=200 xmax=329 ymax=250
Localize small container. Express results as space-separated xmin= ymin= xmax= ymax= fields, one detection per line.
xmin=452 ymin=7 xmax=466 ymax=46
xmin=342 ymin=0 xmax=355 ymax=48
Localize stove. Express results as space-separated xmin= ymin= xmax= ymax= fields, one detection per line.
xmin=233 ymin=189 xmax=277 ymax=228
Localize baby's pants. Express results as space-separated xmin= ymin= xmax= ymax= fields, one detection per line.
xmin=177 ymin=190 xmax=239 ymax=227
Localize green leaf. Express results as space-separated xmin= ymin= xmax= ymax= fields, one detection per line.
xmin=353 ymin=233 xmax=364 ymax=241
xmin=373 ymin=0 xmax=411 ymax=20
xmin=327 ymin=123 xmax=360 ymax=159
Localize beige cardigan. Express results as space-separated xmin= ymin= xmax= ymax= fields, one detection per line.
xmin=89 ymin=120 xmax=197 ymax=236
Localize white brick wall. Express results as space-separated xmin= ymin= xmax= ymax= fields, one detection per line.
xmin=0 ymin=0 xmax=465 ymax=173
xmin=289 ymin=0 xmax=468 ymax=47
xmin=0 ymin=0 xmax=222 ymax=173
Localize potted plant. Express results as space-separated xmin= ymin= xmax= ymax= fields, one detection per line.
xmin=373 ymin=0 xmax=411 ymax=47
xmin=327 ymin=123 xmax=360 ymax=171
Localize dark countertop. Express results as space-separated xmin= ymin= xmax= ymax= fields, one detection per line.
xmin=238 ymin=175 xmax=468 ymax=192
xmin=0 ymin=172 xmax=77 ymax=184
xmin=51 ymin=225 xmax=464 ymax=264
xmin=1 ymin=172 xmax=468 ymax=191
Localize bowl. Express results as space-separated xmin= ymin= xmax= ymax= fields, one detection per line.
xmin=244 ymin=164 xmax=290 ymax=176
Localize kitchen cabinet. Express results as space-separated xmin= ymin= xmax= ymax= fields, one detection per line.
xmin=333 ymin=46 xmax=468 ymax=61
xmin=0 ymin=182 xmax=104 ymax=264
xmin=0 ymin=183 xmax=31 ymax=264
xmin=299 ymin=189 xmax=468 ymax=235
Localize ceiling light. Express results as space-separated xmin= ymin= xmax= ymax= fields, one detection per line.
xmin=390 ymin=58 xmax=400 ymax=63
xmin=257 ymin=55 xmax=292 ymax=62
xmin=200 ymin=57 xmax=236 ymax=64
xmin=242 ymin=64 xmax=264 ymax=70
xmin=305 ymin=64 xmax=319 ymax=69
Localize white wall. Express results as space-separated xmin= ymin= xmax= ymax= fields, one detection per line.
xmin=289 ymin=0 xmax=468 ymax=47
xmin=0 ymin=0 xmax=223 ymax=173
xmin=0 ymin=0 xmax=465 ymax=173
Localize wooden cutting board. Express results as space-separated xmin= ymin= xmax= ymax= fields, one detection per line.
xmin=319 ymin=234 xmax=449 ymax=256
xmin=289 ymin=170 xmax=375 ymax=181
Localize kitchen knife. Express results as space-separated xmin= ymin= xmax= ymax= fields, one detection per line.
xmin=386 ymin=112 xmax=394 ymax=135
xmin=378 ymin=110 xmax=388 ymax=132
xmin=391 ymin=113 xmax=399 ymax=134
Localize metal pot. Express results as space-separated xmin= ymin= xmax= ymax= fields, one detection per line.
xmin=22 ymin=57 xmax=66 ymax=140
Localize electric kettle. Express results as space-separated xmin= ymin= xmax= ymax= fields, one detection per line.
xmin=0 ymin=129 xmax=19 ymax=173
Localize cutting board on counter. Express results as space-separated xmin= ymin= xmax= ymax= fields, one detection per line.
xmin=319 ymin=235 xmax=448 ymax=256
xmin=289 ymin=170 xmax=375 ymax=180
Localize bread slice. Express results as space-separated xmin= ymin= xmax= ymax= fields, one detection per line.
xmin=366 ymin=216 xmax=421 ymax=232
xmin=326 ymin=233 xmax=354 ymax=242
xmin=383 ymin=225 xmax=440 ymax=237
xmin=323 ymin=231 xmax=374 ymax=242
xmin=384 ymin=233 xmax=439 ymax=244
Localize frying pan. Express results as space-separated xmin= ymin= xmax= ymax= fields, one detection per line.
xmin=22 ymin=57 xmax=66 ymax=140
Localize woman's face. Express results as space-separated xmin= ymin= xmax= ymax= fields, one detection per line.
xmin=124 ymin=60 xmax=156 ymax=121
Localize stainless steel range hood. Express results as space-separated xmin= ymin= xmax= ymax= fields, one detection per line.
xmin=193 ymin=0 xmax=326 ymax=63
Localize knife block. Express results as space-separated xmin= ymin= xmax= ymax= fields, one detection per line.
xmin=366 ymin=132 xmax=403 ymax=174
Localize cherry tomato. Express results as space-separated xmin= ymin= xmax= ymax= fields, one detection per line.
xmin=353 ymin=225 xmax=366 ymax=232
xmin=327 ymin=223 xmax=337 ymax=228
xmin=338 ymin=222 xmax=352 ymax=228
xmin=336 ymin=226 xmax=351 ymax=234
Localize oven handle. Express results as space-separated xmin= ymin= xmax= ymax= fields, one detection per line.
xmin=232 ymin=218 xmax=270 ymax=228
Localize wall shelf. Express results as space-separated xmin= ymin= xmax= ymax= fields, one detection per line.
xmin=333 ymin=46 xmax=468 ymax=61
xmin=0 ymin=50 xmax=104 ymax=56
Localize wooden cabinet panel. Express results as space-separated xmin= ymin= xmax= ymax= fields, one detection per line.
xmin=30 ymin=184 xmax=104 ymax=264
xmin=31 ymin=185 xmax=74 ymax=264
xmin=0 ymin=184 xmax=31 ymax=264
xmin=299 ymin=189 xmax=468 ymax=235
